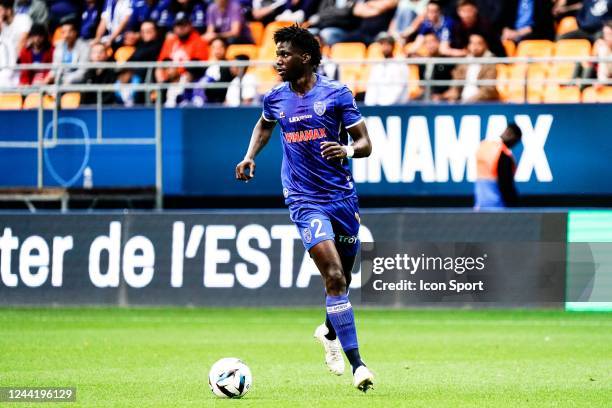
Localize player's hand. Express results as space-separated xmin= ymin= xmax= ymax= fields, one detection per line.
xmin=320 ymin=142 xmax=346 ymax=160
xmin=236 ymin=158 xmax=256 ymax=182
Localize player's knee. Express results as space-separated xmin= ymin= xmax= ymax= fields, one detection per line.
xmin=325 ymin=264 xmax=347 ymax=295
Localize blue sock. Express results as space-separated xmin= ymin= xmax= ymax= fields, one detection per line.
xmin=326 ymin=294 xmax=364 ymax=372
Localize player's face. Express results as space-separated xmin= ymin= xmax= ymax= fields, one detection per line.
xmin=275 ymin=41 xmax=307 ymax=81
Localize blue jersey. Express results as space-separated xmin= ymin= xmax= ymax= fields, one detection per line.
xmin=262 ymin=74 xmax=364 ymax=205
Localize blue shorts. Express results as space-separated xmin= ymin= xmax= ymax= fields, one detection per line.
xmin=288 ymin=196 xmax=361 ymax=257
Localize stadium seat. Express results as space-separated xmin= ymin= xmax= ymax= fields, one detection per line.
xmin=582 ymin=86 xmax=612 ymax=103
xmin=543 ymin=85 xmax=581 ymax=103
xmin=496 ymin=64 xmax=510 ymax=101
xmin=331 ymin=42 xmax=366 ymax=93
xmin=114 ymin=46 xmax=135 ymax=63
xmin=22 ymin=93 xmax=55 ymax=109
xmin=247 ymin=66 xmax=281 ymax=95
xmin=249 ymin=21 xmax=264 ymax=47
xmin=557 ymin=16 xmax=578 ymax=36
xmin=550 ymin=39 xmax=592 ymax=82
xmin=227 ymin=44 xmax=258 ymax=60
xmin=502 ymin=40 xmax=516 ymax=57
xmin=366 ymin=42 xmax=402 ymax=59
xmin=516 ymin=40 xmax=554 ymax=59
xmin=408 ymin=65 xmax=422 ymax=100
xmin=52 ymin=27 xmax=62 ymax=45
xmin=506 ymin=64 xmax=547 ymax=103
xmin=0 ymin=93 xmax=23 ymax=110
xmin=260 ymin=21 xmax=294 ymax=50
xmin=60 ymin=92 xmax=81 ymax=109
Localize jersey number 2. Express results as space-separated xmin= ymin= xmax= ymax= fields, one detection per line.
xmin=310 ymin=219 xmax=326 ymax=238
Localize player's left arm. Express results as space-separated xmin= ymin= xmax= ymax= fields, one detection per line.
xmin=320 ymin=121 xmax=372 ymax=160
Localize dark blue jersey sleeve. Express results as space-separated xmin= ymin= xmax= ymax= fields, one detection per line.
xmin=336 ymin=86 xmax=363 ymax=129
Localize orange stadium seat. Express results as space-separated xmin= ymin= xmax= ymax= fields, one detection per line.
xmin=23 ymin=93 xmax=55 ymax=109
xmin=543 ymin=85 xmax=581 ymax=103
xmin=516 ymin=39 xmax=554 ymax=59
xmin=226 ymin=44 xmax=258 ymax=60
xmin=502 ymin=40 xmax=516 ymax=57
xmin=60 ymin=92 xmax=81 ymax=109
xmin=496 ymin=64 xmax=510 ymax=101
xmin=582 ymin=86 xmax=612 ymax=102
xmin=52 ymin=27 xmax=62 ymax=45
xmin=506 ymin=64 xmax=547 ymax=103
xmin=408 ymin=64 xmax=422 ymax=100
xmin=249 ymin=21 xmax=264 ymax=47
xmin=247 ymin=66 xmax=281 ymax=95
xmin=260 ymin=21 xmax=294 ymax=49
xmin=0 ymin=93 xmax=23 ymax=110
xmin=549 ymin=39 xmax=591 ymax=82
xmin=557 ymin=16 xmax=578 ymax=36
xmin=366 ymin=42 xmax=402 ymax=59
xmin=114 ymin=46 xmax=135 ymax=63
xmin=331 ymin=42 xmax=366 ymax=93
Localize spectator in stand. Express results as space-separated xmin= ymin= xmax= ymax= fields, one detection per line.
xmin=81 ymin=0 xmax=101 ymax=40
xmin=128 ymin=20 xmax=164 ymax=81
xmin=114 ymin=67 xmax=144 ymax=106
xmin=0 ymin=0 xmax=32 ymax=55
xmin=44 ymin=18 xmax=89 ymax=84
xmin=441 ymin=0 xmax=504 ymax=57
xmin=388 ymin=0 xmax=427 ymax=44
xmin=405 ymin=0 xmax=452 ymax=55
xmin=0 ymin=34 xmax=16 ymax=85
xmin=315 ymin=34 xmax=339 ymax=79
xmin=473 ymin=0 xmax=505 ymax=27
xmin=552 ymin=0 xmax=583 ymax=21
xmin=364 ymin=33 xmax=408 ymax=105
xmin=47 ymin=0 xmax=79 ymax=30
xmin=94 ymin=0 xmax=133 ymax=49
xmin=417 ymin=32 xmax=453 ymax=100
xmin=225 ymin=54 xmax=258 ymax=106
xmin=594 ymin=20 xmax=611 ymax=86
xmin=194 ymin=37 xmax=234 ymax=104
xmin=158 ymin=0 xmax=207 ymax=34
xmin=156 ymin=12 xmax=208 ymax=106
xmin=251 ymin=0 xmax=291 ymax=25
xmin=13 ymin=0 xmax=47 ymax=26
xmin=18 ymin=23 xmax=52 ymax=85
xmin=307 ymin=0 xmax=359 ymax=40
xmin=81 ymin=42 xmax=116 ymax=104
xmin=441 ymin=33 xmax=499 ymax=102
xmin=130 ymin=0 xmax=170 ymax=31
xmin=501 ymin=0 xmax=555 ymax=42
xmin=316 ymin=0 xmax=398 ymax=45
xmin=204 ymin=0 xmax=253 ymax=44
xmin=560 ymin=0 xmax=610 ymax=41
xmin=273 ymin=0 xmax=320 ymax=23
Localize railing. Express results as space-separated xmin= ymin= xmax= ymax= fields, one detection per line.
xmin=2 ymin=55 xmax=611 ymax=96
xmin=1 ymin=55 xmax=610 ymax=206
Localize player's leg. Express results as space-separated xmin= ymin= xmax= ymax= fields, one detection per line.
xmin=290 ymin=205 xmax=346 ymax=375
xmin=324 ymin=196 xmax=361 ymax=341
xmin=324 ymin=253 xmax=355 ymax=341
xmin=309 ymin=241 xmax=373 ymax=391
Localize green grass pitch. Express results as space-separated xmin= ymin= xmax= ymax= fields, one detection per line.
xmin=1 ymin=308 xmax=611 ymax=407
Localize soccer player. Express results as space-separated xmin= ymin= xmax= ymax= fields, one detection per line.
xmin=235 ymin=25 xmax=374 ymax=392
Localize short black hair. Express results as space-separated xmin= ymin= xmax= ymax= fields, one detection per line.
xmin=273 ymin=25 xmax=322 ymax=68
xmin=427 ymin=0 xmax=441 ymax=8
xmin=0 ymin=0 xmax=14 ymax=9
xmin=457 ymin=0 xmax=477 ymax=8
xmin=506 ymin=123 xmax=522 ymax=140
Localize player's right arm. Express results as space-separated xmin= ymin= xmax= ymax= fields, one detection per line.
xmin=235 ymin=117 xmax=276 ymax=182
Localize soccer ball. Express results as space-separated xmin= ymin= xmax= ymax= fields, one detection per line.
xmin=208 ymin=358 xmax=252 ymax=398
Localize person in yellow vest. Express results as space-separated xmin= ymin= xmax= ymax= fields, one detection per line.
xmin=474 ymin=123 xmax=522 ymax=209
